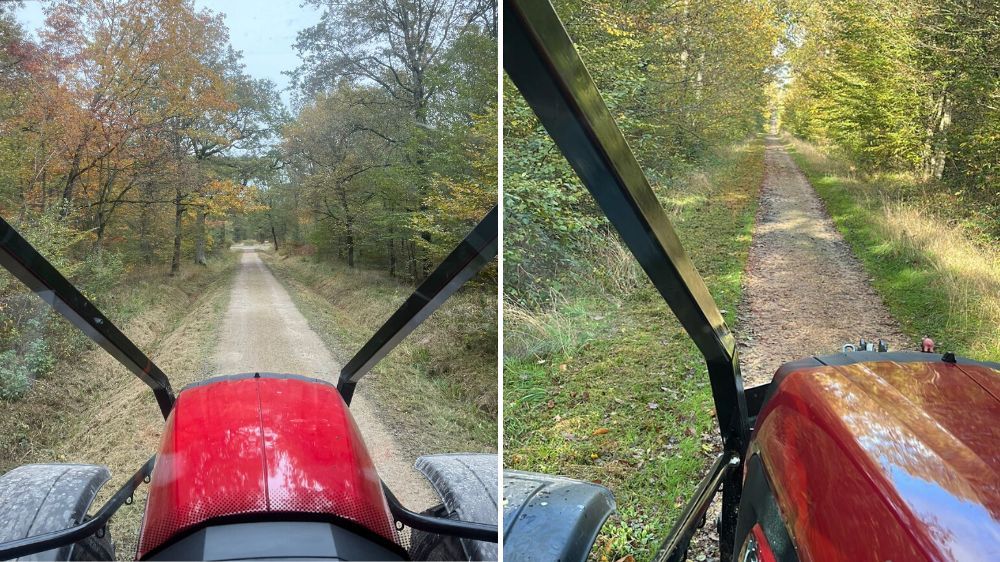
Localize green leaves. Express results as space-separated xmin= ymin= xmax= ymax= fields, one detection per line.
xmin=782 ymin=0 xmax=999 ymax=195
xmin=505 ymin=0 xmax=781 ymax=302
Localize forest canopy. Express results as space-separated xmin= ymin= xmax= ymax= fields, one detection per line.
xmin=0 ymin=0 xmax=497 ymax=280
xmin=781 ymin=0 xmax=999 ymax=205
xmin=0 ymin=0 xmax=282 ymax=273
xmin=0 ymin=0 xmax=497 ymax=399
xmin=254 ymin=0 xmax=499 ymax=278
xmin=504 ymin=0 xmax=783 ymax=300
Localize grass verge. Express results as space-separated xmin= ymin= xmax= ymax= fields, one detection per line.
xmin=0 ymin=254 xmax=238 ymax=559
xmin=503 ymin=139 xmax=764 ymax=561
xmin=261 ymin=253 xmax=497 ymax=454
xmin=785 ymin=136 xmax=999 ymax=362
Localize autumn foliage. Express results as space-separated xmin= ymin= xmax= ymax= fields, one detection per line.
xmin=0 ymin=0 xmax=281 ymax=398
xmin=0 ymin=0 xmax=276 ymax=274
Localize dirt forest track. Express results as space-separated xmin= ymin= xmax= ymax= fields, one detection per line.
xmin=736 ymin=137 xmax=909 ymax=387
xmin=692 ymin=137 xmax=910 ymax=559
xmin=214 ymin=247 xmax=438 ymax=511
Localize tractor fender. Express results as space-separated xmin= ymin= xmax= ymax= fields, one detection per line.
xmin=502 ymin=470 xmax=615 ymax=562
xmin=0 ymin=464 xmax=111 ymax=561
xmin=413 ymin=453 xmax=499 ymax=561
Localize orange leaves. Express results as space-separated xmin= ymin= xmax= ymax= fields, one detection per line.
xmin=0 ymin=0 xmax=275 ymax=268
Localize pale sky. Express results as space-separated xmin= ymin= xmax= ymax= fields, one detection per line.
xmin=14 ymin=0 xmax=324 ymax=108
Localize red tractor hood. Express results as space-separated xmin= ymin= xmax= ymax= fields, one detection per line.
xmin=136 ymin=374 xmax=399 ymax=559
xmin=754 ymin=353 xmax=1000 ymax=561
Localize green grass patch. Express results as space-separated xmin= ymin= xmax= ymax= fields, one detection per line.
xmin=786 ymin=137 xmax=999 ymax=361
xmin=503 ymin=139 xmax=765 ymax=561
xmin=262 ymin=254 xmax=497 ymax=454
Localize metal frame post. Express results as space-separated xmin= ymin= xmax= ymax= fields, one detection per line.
xmin=337 ymin=206 xmax=498 ymax=404
xmin=504 ymin=1 xmax=751 ymax=557
xmin=0 ymin=218 xmax=175 ymax=418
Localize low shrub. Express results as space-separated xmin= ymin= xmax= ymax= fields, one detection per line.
xmin=0 ymin=350 xmax=30 ymax=400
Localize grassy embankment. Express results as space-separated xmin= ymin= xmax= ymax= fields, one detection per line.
xmin=504 ymin=139 xmax=765 ymax=561
xmin=262 ymin=253 xmax=498 ymax=453
xmin=0 ymin=254 xmax=238 ymax=558
xmin=785 ymin=136 xmax=999 ymax=362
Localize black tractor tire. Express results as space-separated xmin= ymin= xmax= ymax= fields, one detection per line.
xmin=0 ymin=464 xmax=114 ymax=561
xmin=67 ymin=517 xmax=114 ymax=561
xmin=408 ymin=504 xmax=467 ymax=561
xmin=410 ymin=454 xmax=499 ymax=561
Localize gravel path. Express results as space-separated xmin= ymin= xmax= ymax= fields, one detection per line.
xmin=213 ymin=248 xmax=438 ymax=511
xmin=737 ymin=137 xmax=908 ymax=387
xmin=691 ymin=138 xmax=911 ymax=561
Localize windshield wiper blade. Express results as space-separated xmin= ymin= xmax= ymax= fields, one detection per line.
xmin=0 ymin=217 xmax=175 ymax=418
xmin=337 ymin=206 xmax=498 ymax=405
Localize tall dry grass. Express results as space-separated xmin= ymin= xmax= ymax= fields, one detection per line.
xmin=787 ymin=135 xmax=1000 ymax=360
xmin=503 ymin=294 xmax=610 ymax=360
xmin=882 ymin=204 xmax=1000 ymax=359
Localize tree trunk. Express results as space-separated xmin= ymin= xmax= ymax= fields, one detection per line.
xmin=60 ymin=165 xmax=80 ymax=218
xmin=292 ymin=189 xmax=302 ymax=244
xmin=388 ymin=238 xmax=396 ymax=277
xmin=932 ymin=95 xmax=952 ymax=181
xmin=409 ymin=240 xmax=418 ymax=281
xmin=93 ymin=166 xmax=123 ymax=251
xmin=270 ymin=224 xmax=279 ymax=251
xmin=39 ymin=161 xmax=47 ymax=213
xmin=337 ymin=186 xmax=355 ymax=267
xmin=345 ymin=218 xmax=355 ymax=267
xmin=59 ymin=134 xmax=91 ymax=219
xmin=94 ymin=213 xmax=106 ymax=249
xmin=139 ymin=205 xmax=152 ymax=266
xmin=923 ymin=89 xmax=951 ymax=181
xmin=194 ymin=209 xmax=208 ymax=266
xmin=170 ymin=189 xmax=183 ymax=276
xmin=413 ymin=68 xmax=427 ymax=125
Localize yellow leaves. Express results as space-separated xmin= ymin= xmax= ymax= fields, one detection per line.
xmin=413 ymin=106 xmax=498 ymax=261
xmin=197 ymin=179 xmax=265 ymax=216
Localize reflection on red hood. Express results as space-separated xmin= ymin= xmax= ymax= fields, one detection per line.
xmin=136 ymin=375 xmax=399 ymax=559
xmin=755 ymin=355 xmax=1000 ymax=562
